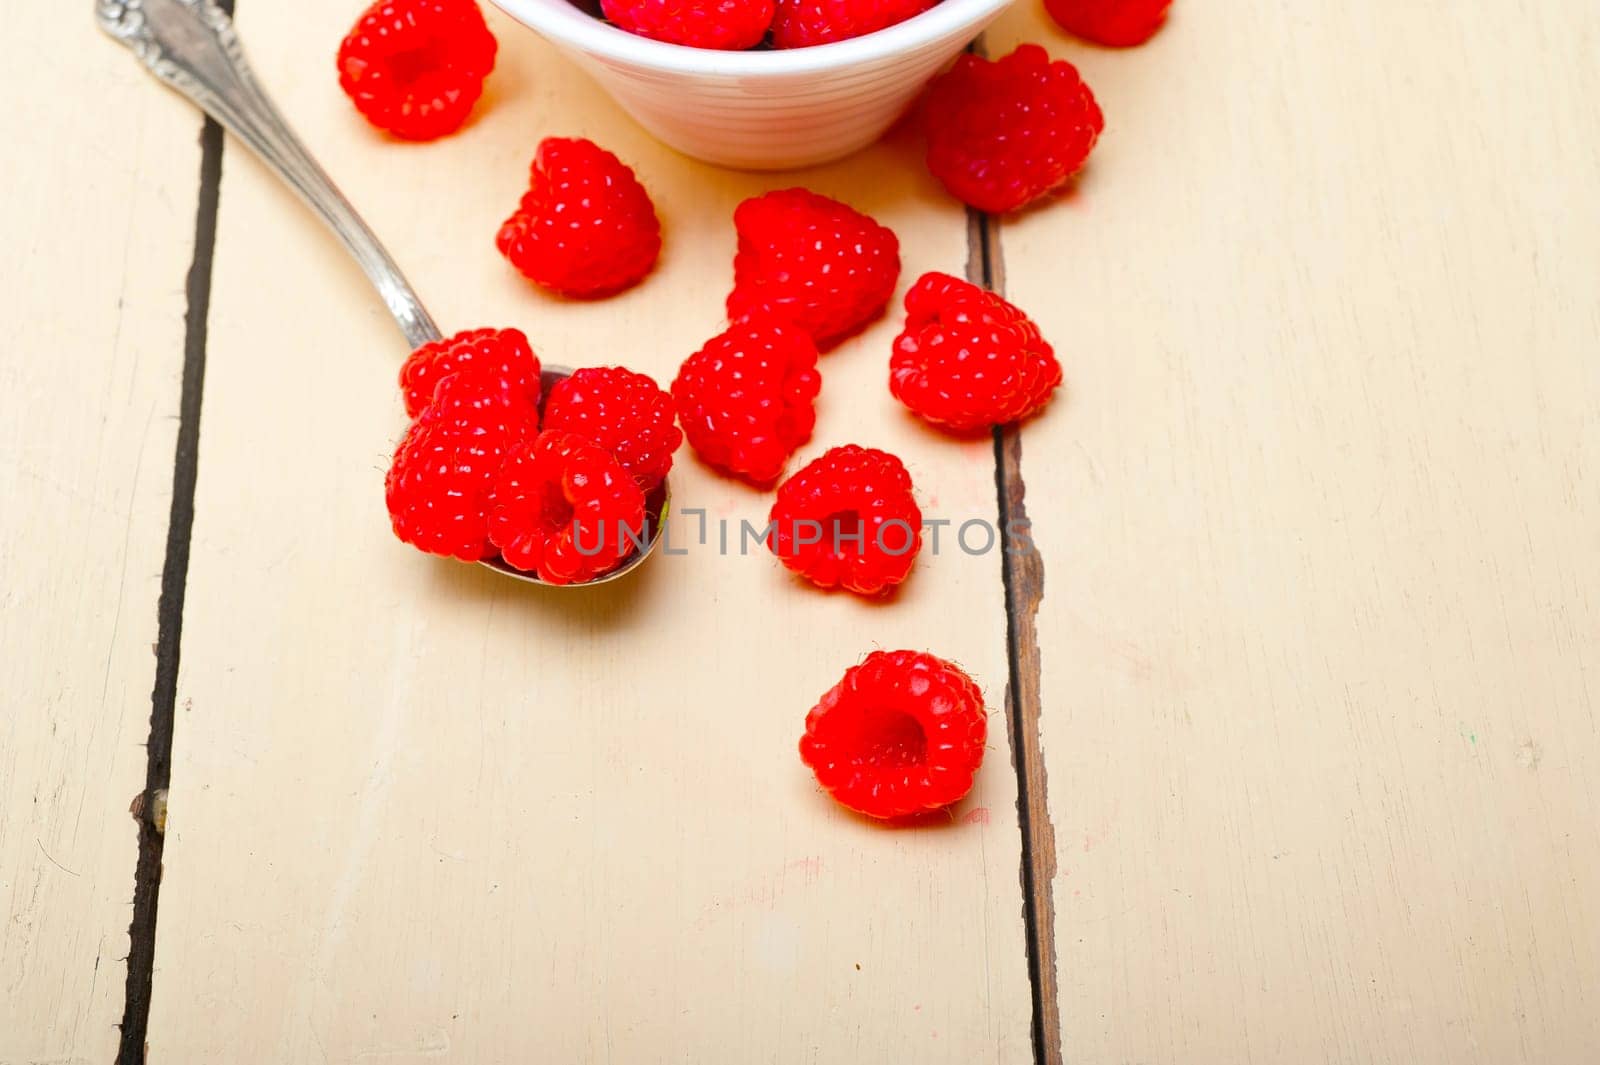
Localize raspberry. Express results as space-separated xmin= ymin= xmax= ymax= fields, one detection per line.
xmin=542 ymin=367 xmax=682 ymax=493
xmin=727 ymin=189 xmax=900 ymax=349
xmin=497 ymin=138 xmax=662 ymax=299
xmin=769 ymin=0 xmax=934 ymax=48
xmin=922 ymin=44 xmax=1104 ymax=214
xmin=398 ymin=327 xmax=541 ymax=419
xmin=1045 ymin=0 xmax=1171 ymax=46
xmin=800 ymin=650 xmax=988 ymax=819
xmin=385 ymin=370 xmax=538 ymax=561
xmin=671 ymin=316 xmax=822 ymax=487
xmin=890 ymin=272 xmax=1062 ymax=433
xmin=487 ymin=430 xmax=647 ymax=584
xmin=336 ymin=0 xmax=497 ymax=141
xmin=601 ymin=0 xmax=775 ymax=50
xmin=767 ymin=445 xmax=921 ymax=596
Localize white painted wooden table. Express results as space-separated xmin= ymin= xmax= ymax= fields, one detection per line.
xmin=3 ymin=1 xmax=1596 ymax=1062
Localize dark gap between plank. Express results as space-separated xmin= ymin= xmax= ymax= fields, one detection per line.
xmin=968 ymin=203 xmax=1062 ymax=1065
xmin=116 ymin=54 xmax=230 ymax=1063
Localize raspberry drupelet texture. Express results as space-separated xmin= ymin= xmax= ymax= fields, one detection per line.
xmin=767 ymin=445 xmax=921 ymax=596
xmin=727 ymin=189 xmax=901 ymax=349
xmin=602 ymin=0 xmax=775 ymax=50
xmin=398 ymin=327 xmax=541 ymax=419
xmin=890 ymin=271 xmax=1062 ymax=433
xmin=542 ymin=366 xmax=682 ymax=493
xmin=487 ymin=429 xmax=647 ymax=584
xmin=800 ymin=650 xmax=988 ymax=819
xmin=336 ymin=0 xmax=498 ymax=141
xmin=671 ymin=316 xmax=822 ymax=487
xmin=769 ymin=0 xmax=934 ymax=49
xmin=922 ymin=44 xmax=1104 ymax=214
xmin=1045 ymin=0 xmax=1172 ymax=46
xmin=497 ymin=137 xmax=662 ymax=299
xmin=386 ymin=369 xmax=538 ymax=561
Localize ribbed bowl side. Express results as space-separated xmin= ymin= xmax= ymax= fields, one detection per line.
xmin=580 ymin=55 xmax=951 ymax=168
xmin=493 ymin=0 xmax=1010 ymax=169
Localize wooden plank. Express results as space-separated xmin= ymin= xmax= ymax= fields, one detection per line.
xmin=143 ymin=3 xmax=1034 ymax=1060
xmin=989 ymin=0 xmax=1600 ymax=1061
xmin=0 ymin=8 xmax=204 ymax=1062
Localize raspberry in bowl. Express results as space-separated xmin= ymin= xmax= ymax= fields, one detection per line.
xmin=487 ymin=0 xmax=1014 ymax=169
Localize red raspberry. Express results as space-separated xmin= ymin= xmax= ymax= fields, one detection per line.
xmin=601 ymin=0 xmax=775 ymax=50
xmin=487 ymin=430 xmax=647 ymax=584
xmin=727 ymin=189 xmax=900 ymax=349
xmin=767 ymin=445 xmax=921 ymax=596
xmin=336 ymin=0 xmax=497 ymax=142
xmin=542 ymin=367 xmax=682 ymax=493
xmin=671 ymin=316 xmax=822 ymax=487
xmin=800 ymin=650 xmax=988 ymax=819
xmin=890 ymin=272 xmax=1062 ymax=433
xmin=769 ymin=0 xmax=933 ymax=48
xmin=497 ymin=138 xmax=662 ymax=299
xmin=1046 ymin=0 xmax=1171 ymax=46
xmin=398 ymin=327 xmax=541 ymax=419
xmin=385 ymin=370 xmax=538 ymax=561
xmin=922 ymin=44 xmax=1104 ymax=214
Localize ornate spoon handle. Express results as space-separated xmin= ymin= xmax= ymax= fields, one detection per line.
xmin=97 ymin=0 xmax=444 ymax=349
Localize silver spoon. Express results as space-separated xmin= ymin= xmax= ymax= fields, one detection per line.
xmin=97 ymin=0 xmax=669 ymax=587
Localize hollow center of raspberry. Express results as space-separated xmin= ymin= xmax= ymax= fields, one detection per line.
xmin=385 ymin=39 xmax=453 ymax=88
xmin=857 ymin=709 xmax=928 ymax=769
xmin=538 ymin=482 xmax=575 ymax=534
xmin=824 ymin=509 xmax=865 ymax=552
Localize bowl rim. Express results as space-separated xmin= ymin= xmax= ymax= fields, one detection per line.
xmin=487 ymin=0 xmax=1013 ymax=77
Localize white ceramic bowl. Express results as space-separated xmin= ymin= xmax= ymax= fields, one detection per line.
xmin=489 ymin=0 xmax=1013 ymax=169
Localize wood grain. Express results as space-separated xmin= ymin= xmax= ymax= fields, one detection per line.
xmin=976 ymin=210 xmax=1061 ymax=1065
xmin=142 ymin=3 xmax=1034 ymax=1061
xmin=998 ymin=414 xmax=1058 ymax=1065
xmin=0 ymin=8 xmax=203 ymax=1062
xmin=990 ymin=0 xmax=1600 ymax=1060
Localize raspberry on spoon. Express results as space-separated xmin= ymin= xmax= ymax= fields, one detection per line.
xmin=385 ymin=369 xmax=538 ymax=561
xmin=542 ymin=366 xmax=682 ymax=494
xmin=487 ymin=429 xmax=647 ymax=585
xmin=398 ymin=327 xmax=541 ymax=419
